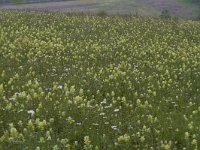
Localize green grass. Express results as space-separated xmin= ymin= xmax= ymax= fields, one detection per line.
xmin=0 ymin=10 xmax=200 ymax=149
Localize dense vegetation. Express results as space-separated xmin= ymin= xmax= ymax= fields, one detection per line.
xmin=0 ymin=10 xmax=200 ymax=150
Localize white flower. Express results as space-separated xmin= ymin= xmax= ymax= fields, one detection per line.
xmin=134 ymin=63 xmax=139 ymax=68
xmin=114 ymin=109 xmax=119 ymax=112
xmin=111 ymin=125 xmax=117 ymax=130
xmin=58 ymin=85 xmax=63 ymax=89
xmin=100 ymin=113 xmax=105 ymax=116
xmin=105 ymin=105 xmax=112 ymax=109
xmin=14 ymin=92 xmax=21 ymax=96
xmin=76 ymin=123 xmax=82 ymax=125
xmin=100 ymin=101 xmax=106 ymax=104
xmin=8 ymin=97 xmax=16 ymax=101
xmin=92 ymin=123 xmax=99 ymax=126
xmin=27 ymin=110 xmax=35 ymax=115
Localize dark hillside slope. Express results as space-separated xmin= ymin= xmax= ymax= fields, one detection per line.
xmin=0 ymin=0 xmax=199 ymax=19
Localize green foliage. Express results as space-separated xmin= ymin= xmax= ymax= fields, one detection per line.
xmin=0 ymin=10 xmax=200 ymax=149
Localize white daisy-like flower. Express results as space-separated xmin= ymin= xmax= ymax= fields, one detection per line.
xmin=100 ymin=113 xmax=105 ymax=116
xmin=100 ymin=101 xmax=106 ymax=104
xmin=8 ymin=97 xmax=16 ymax=101
xmin=92 ymin=123 xmax=99 ymax=126
xmin=111 ymin=125 xmax=117 ymax=130
xmin=58 ymin=85 xmax=63 ymax=89
xmin=105 ymin=105 xmax=112 ymax=109
xmin=114 ymin=109 xmax=119 ymax=112
xmin=27 ymin=110 xmax=35 ymax=115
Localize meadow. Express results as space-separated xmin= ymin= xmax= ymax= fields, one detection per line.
xmin=0 ymin=10 xmax=200 ymax=149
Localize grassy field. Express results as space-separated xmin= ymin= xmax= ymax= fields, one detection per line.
xmin=0 ymin=10 xmax=200 ymax=149
xmin=0 ymin=0 xmax=199 ymax=19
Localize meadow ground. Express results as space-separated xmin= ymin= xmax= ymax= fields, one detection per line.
xmin=0 ymin=10 xmax=200 ymax=149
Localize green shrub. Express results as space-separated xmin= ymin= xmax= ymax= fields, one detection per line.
xmin=96 ymin=10 xmax=108 ymax=17
xmin=160 ymin=9 xmax=171 ymax=19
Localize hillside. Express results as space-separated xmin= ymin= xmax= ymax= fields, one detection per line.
xmin=0 ymin=0 xmax=199 ymax=19
xmin=0 ymin=10 xmax=200 ymax=149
